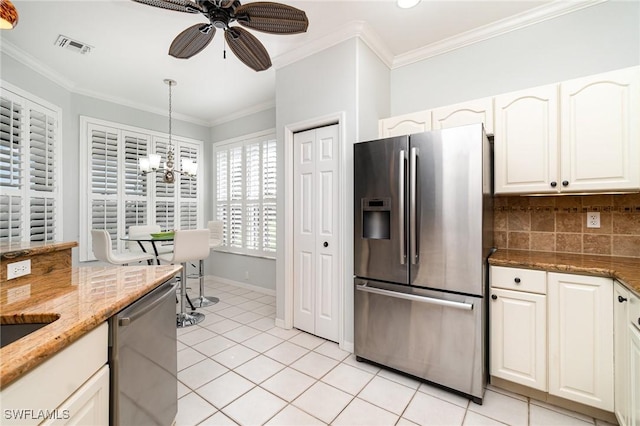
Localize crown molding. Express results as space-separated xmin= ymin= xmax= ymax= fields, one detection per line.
xmin=273 ymin=20 xmax=394 ymax=70
xmin=392 ymin=0 xmax=607 ymax=69
xmin=208 ymin=100 xmax=276 ymax=127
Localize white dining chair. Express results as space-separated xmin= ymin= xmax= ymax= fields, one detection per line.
xmin=91 ymin=229 xmax=154 ymax=265
xmin=157 ymin=229 xmax=210 ymax=327
xmin=128 ymin=224 xmax=174 ymax=257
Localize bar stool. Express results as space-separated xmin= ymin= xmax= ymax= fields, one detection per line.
xmin=189 ymin=221 xmax=223 ymax=308
xmin=91 ymin=229 xmax=155 ymax=265
xmin=157 ymin=229 xmax=209 ymax=328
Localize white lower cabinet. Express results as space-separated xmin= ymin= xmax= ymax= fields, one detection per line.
xmin=630 ymin=322 xmax=640 ymax=426
xmin=0 ymin=323 xmax=109 ymax=426
xmin=490 ymin=287 xmax=547 ymax=390
xmin=547 ymin=272 xmax=614 ymax=412
xmin=490 ymin=267 xmax=621 ymax=414
xmin=615 ymin=282 xmax=632 ymax=425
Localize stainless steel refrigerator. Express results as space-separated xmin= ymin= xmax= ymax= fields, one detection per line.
xmin=353 ymin=123 xmax=493 ymax=404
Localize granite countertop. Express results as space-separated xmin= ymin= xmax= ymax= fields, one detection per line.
xmin=0 ymin=264 xmax=181 ymax=389
xmin=489 ymin=249 xmax=640 ymax=297
xmin=0 ymin=241 xmax=78 ymax=260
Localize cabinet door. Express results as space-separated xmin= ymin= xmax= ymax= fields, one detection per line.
xmin=630 ymin=322 xmax=640 ymax=426
xmin=548 ymin=273 xmax=614 ymax=411
xmin=493 ymin=85 xmax=559 ymax=194
xmin=378 ymin=110 xmax=431 ymax=138
xmin=43 ymin=365 xmax=109 ymax=425
xmin=614 ymin=283 xmax=631 ymax=426
xmin=490 ymin=287 xmax=547 ymax=390
xmin=431 ymin=97 xmax=494 ymax=135
xmin=560 ymin=66 xmax=640 ymax=192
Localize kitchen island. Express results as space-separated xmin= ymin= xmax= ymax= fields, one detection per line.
xmin=0 ymin=241 xmax=181 ymax=388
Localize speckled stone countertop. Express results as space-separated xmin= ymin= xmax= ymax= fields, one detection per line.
xmin=489 ymin=249 xmax=640 ymax=297
xmin=0 ymin=241 xmax=78 ymax=260
xmin=0 ymin=264 xmax=181 ymax=388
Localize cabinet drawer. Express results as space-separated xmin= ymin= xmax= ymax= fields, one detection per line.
xmin=629 ymin=291 xmax=640 ymax=331
xmin=490 ymin=266 xmax=546 ymax=294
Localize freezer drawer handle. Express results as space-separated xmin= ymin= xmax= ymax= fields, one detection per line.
xmin=356 ymin=282 xmax=473 ymax=311
xmin=399 ymin=150 xmax=406 ymax=265
xmin=409 ymin=147 xmax=418 ymax=265
xmin=118 ymin=281 xmax=178 ymax=327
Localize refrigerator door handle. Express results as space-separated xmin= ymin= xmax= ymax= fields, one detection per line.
xmin=409 ymin=147 xmax=418 ymax=265
xmin=399 ymin=150 xmax=406 ymax=265
xmin=356 ymin=282 xmax=474 ymax=311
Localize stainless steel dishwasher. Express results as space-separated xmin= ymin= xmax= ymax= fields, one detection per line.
xmin=109 ymin=279 xmax=178 ymax=426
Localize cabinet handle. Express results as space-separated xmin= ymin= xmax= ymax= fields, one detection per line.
xmin=638 ymin=318 xmax=640 ymax=327
xmin=491 ymin=294 xmax=497 ymax=300
xmin=514 ymin=277 xmax=521 ymax=284
xmin=562 ymin=180 xmax=569 ymax=187
xmin=323 ymin=242 xmax=328 ymax=248
xmin=618 ymin=295 xmax=628 ymax=303
xmin=550 ymin=181 xmax=557 ymax=188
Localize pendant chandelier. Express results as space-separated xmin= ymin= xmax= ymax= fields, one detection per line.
xmin=139 ymin=79 xmax=197 ymax=183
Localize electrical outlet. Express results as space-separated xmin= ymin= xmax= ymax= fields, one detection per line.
xmin=7 ymin=259 xmax=31 ymax=280
xmin=587 ymin=211 xmax=601 ymax=228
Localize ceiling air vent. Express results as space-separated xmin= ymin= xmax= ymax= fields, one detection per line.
xmin=54 ymin=35 xmax=92 ymax=55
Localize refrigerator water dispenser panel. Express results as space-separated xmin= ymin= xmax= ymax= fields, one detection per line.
xmin=362 ymin=198 xmax=391 ymax=239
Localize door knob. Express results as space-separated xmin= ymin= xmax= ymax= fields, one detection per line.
xmin=323 ymin=242 xmax=328 ymax=247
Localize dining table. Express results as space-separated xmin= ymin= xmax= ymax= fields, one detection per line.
xmin=121 ymin=233 xmax=174 ymax=265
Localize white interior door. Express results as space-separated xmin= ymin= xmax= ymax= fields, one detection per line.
xmin=293 ymin=124 xmax=340 ymax=342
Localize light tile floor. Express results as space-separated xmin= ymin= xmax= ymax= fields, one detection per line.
xmin=176 ymin=277 xmax=617 ymax=426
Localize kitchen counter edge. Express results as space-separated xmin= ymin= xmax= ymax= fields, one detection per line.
xmin=489 ymin=249 xmax=640 ymax=297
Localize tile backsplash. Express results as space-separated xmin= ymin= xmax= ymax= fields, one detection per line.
xmin=494 ymin=193 xmax=640 ymax=258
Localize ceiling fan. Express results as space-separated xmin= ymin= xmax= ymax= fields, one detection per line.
xmin=131 ymin=0 xmax=309 ymax=71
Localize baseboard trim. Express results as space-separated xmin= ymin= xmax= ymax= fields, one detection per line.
xmin=274 ymin=318 xmax=288 ymax=329
xmin=340 ymin=340 xmax=354 ymax=353
xmin=206 ymin=275 xmax=276 ymax=296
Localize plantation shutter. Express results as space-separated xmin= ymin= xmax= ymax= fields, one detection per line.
xmin=92 ymin=200 xmax=118 ymax=249
xmin=212 ymin=132 xmax=276 ymax=256
xmin=123 ymin=133 xmax=148 ymax=197
xmin=91 ymin=128 xmax=119 ymax=195
xmin=0 ymin=87 xmax=61 ymax=244
xmin=155 ymin=201 xmax=175 ymax=232
xmin=245 ymin=142 xmax=260 ymax=251
xmin=124 ymin=201 xmax=147 ymax=233
xmin=0 ymin=95 xmax=24 ymax=243
xmin=262 ymin=139 xmax=277 ymax=253
xmin=216 ymin=150 xmax=228 ymax=245
xmin=0 ymin=195 xmax=22 ymax=241
xmin=0 ymin=96 xmax=23 ymax=189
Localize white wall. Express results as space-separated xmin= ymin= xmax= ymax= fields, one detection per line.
xmin=274 ymin=38 xmax=390 ymax=345
xmin=390 ymin=0 xmax=640 ymax=116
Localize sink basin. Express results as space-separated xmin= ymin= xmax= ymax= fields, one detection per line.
xmin=0 ymin=314 xmax=59 ymax=349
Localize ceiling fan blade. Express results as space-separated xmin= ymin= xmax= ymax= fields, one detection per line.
xmin=235 ymin=2 xmax=309 ymax=34
xmin=169 ymin=24 xmax=215 ymax=59
xmin=131 ymin=0 xmax=204 ymax=13
xmin=225 ymin=27 xmax=272 ymax=72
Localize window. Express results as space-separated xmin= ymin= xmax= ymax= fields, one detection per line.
xmin=79 ymin=117 xmax=203 ymax=261
xmin=0 ymin=83 xmax=61 ymax=244
xmin=214 ymin=130 xmax=276 ymax=257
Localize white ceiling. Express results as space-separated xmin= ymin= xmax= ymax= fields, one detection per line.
xmin=1 ymin=0 xmax=595 ymax=125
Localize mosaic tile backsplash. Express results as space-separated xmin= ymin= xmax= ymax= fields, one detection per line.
xmin=494 ymin=193 xmax=640 ymax=258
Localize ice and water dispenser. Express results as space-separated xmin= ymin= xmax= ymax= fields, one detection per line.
xmin=361 ymin=198 xmax=391 ymax=240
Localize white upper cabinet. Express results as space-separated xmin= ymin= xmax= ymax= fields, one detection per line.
xmin=378 ymin=110 xmax=431 ymax=138
xmin=494 ymin=84 xmax=559 ymax=194
xmin=560 ymin=66 xmax=640 ymax=192
xmin=431 ymin=97 xmax=494 ymax=135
